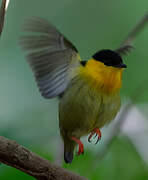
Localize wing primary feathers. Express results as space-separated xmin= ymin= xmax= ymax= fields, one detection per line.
xmin=37 ymin=65 xmax=68 ymax=87
xmin=115 ymin=45 xmax=134 ymax=56
xmin=20 ymin=17 xmax=81 ymax=99
xmin=115 ymin=12 xmax=148 ymax=56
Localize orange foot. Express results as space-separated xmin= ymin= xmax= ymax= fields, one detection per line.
xmin=71 ymin=137 xmax=84 ymax=155
xmin=88 ymin=128 xmax=101 ymax=144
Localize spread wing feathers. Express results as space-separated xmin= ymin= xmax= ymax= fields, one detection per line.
xmin=115 ymin=12 xmax=148 ymax=56
xmin=115 ymin=45 xmax=134 ymax=56
xmin=20 ymin=17 xmax=81 ymax=98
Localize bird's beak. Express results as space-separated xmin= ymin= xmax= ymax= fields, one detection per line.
xmin=114 ymin=63 xmax=127 ymax=68
xmin=120 ymin=63 xmax=127 ymax=68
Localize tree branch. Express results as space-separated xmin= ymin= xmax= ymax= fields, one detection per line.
xmin=0 ymin=136 xmax=88 ymax=180
xmin=0 ymin=0 xmax=7 ymax=36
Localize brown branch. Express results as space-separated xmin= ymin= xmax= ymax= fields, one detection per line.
xmin=0 ymin=136 xmax=88 ymax=180
xmin=0 ymin=0 xmax=7 ymax=36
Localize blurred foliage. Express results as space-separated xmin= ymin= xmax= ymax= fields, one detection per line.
xmin=0 ymin=0 xmax=147 ymax=179
xmin=64 ymin=138 xmax=148 ymax=180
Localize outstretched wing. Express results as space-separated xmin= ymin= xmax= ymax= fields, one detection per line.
xmin=20 ymin=17 xmax=81 ymax=98
xmin=115 ymin=13 xmax=148 ymax=56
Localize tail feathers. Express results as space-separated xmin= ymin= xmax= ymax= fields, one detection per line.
xmin=64 ymin=140 xmax=75 ymax=163
xmin=64 ymin=150 xmax=73 ymax=163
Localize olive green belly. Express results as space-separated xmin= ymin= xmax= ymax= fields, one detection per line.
xmin=59 ymin=77 xmax=121 ymax=139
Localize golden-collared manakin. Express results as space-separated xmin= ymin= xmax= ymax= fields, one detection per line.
xmin=20 ymin=14 xmax=148 ymax=163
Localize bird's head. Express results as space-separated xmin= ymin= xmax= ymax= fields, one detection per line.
xmin=92 ymin=49 xmax=127 ymax=69
xmin=80 ymin=49 xmax=127 ymax=94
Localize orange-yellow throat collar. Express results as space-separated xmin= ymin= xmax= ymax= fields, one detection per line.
xmin=80 ymin=59 xmax=124 ymax=95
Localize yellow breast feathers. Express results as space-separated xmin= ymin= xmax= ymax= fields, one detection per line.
xmin=79 ymin=59 xmax=123 ymax=95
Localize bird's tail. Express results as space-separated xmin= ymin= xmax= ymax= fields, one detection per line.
xmin=64 ymin=139 xmax=75 ymax=163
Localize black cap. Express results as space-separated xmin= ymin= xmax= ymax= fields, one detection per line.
xmin=92 ymin=49 xmax=127 ymax=68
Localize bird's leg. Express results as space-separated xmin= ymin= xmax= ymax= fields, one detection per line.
xmin=71 ymin=137 xmax=84 ymax=155
xmin=88 ymin=128 xmax=101 ymax=144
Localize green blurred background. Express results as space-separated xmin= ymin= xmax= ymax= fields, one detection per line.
xmin=0 ymin=0 xmax=148 ymax=179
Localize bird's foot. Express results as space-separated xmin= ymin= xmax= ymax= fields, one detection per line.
xmin=71 ymin=137 xmax=84 ymax=155
xmin=88 ymin=128 xmax=101 ymax=144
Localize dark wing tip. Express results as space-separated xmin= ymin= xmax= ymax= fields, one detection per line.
xmin=115 ymin=45 xmax=134 ymax=56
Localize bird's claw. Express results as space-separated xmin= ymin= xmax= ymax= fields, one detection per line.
xmin=71 ymin=137 xmax=84 ymax=155
xmin=88 ymin=128 xmax=101 ymax=144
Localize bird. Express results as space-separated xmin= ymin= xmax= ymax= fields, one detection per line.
xmin=20 ymin=14 xmax=148 ymax=163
